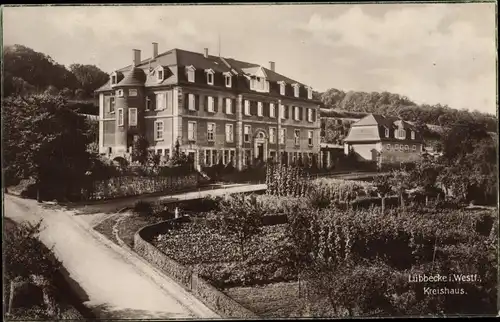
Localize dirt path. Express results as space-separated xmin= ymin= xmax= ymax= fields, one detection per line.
xmin=4 ymin=194 xmax=219 ymax=319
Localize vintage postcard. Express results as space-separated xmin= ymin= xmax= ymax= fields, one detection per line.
xmin=2 ymin=2 xmax=498 ymax=320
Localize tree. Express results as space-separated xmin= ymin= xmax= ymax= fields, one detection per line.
xmin=60 ymin=87 xmax=73 ymax=99
xmin=390 ymin=168 xmax=413 ymax=208
xmin=373 ymin=174 xmax=393 ymax=214
xmin=3 ymin=94 xmax=94 ymax=201
xmin=69 ymin=64 xmax=108 ymax=98
xmin=411 ymin=159 xmax=441 ymax=206
xmin=217 ymin=194 xmax=265 ymax=261
xmin=131 ymin=135 xmax=149 ymax=165
xmin=44 ymin=85 xmax=59 ymax=96
xmin=3 ymin=44 xmax=78 ymax=94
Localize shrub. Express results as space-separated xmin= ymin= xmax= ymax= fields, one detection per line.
xmin=133 ymin=200 xmax=153 ymax=217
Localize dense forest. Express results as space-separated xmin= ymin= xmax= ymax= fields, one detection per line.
xmin=3 ymin=44 xmax=107 ymax=114
xmin=318 ymin=88 xmax=497 ymax=132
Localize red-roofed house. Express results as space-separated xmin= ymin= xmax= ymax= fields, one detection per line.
xmin=343 ymin=114 xmax=424 ymax=164
xmin=96 ymin=44 xmax=321 ymax=170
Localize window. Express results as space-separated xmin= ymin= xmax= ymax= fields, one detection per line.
xmin=307 ymin=87 xmax=313 ymax=99
xmin=308 ymin=130 xmax=313 ymax=146
xmin=188 ymin=121 xmax=197 ymax=141
xmin=257 ymin=102 xmax=263 ymax=117
xmin=207 ymin=123 xmax=215 ymax=142
xmin=294 ymin=130 xmax=300 ymax=146
xmin=411 ymin=131 xmax=415 ymax=140
xmin=244 ymin=125 xmax=251 ymax=143
xmin=230 ymin=150 xmax=235 ymax=164
xmin=385 ymin=127 xmax=390 ymax=138
xmin=305 ymin=108 xmax=312 ymax=122
xmin=412 ymin=145 xmax=416 ymax=152
xmin=111 ymin=75 xmax=117 ymax=85
xmin=207 ymin=96 xmax=215 ymax=113
xmin=157 ymin=149 xmax=163 ymax=155
xmin=188 ymin=94 xmax=196 ymax=111
xmin=206 ymin=70 xmax=214 ymax=85
xmin=399 ymin=144 xmax=403 ymax=151
xmin=223 ymin=150 xmax=229 ymax=164
xmin=269 ymin=127 xmax=276 ymax=143
xmin=279 ymin=104 xmax=285 ymax=119
xmin=156 ymin=93 xmax=165 ymax=111
xmin=269 ymin=103 xmax=276 ymax=118
xmin=225 ymin=124 xmax=234 ymax=142
xmin=212 ymin=150 xmax=218 ymax=166
xmin=279 ymin=128 xmax=286 ymax=144
xmin=225 ymin=98 xmax=233 ymax=114
xmin=158 ymin=69 xmax=164 ymax=81
xmin=128 ymin=89 xmax=137 ymax=97
xmin=387 ymin=144 xmax=391 ymax=150
xmin=116 ymin=89 xmax=124 ymax=97
xmin=164 ymin=149 xmax=170 ymax=161
xmin=293 ymin=84 xmax=300 ymax=97
xmin=244 ymin=100 xmax=251 ymax=116
xmin=397 ymin=129 xmax=406 ymax=139
xmin=154 ymin=121 xmax=164 ymax=140
xmin=186 ymin=66 xmax=196 ymax=83
xmin=129 ymin=108 xmax=137 ymax=126
xmin=225 ymin=75 xmax=232 ymax=88
xmin=294 ymin=106 xmax=300 ymax=121
xmin=145 ymin=96 xmax=152 ymax=111
xmin=205 ymin=149 xmax=211 ymax=166
xmin=405 ymin=145 xmax=409 ymax=151
xmin=251 ymin=76 xmax=269 ymax=92
xmin=279 ymin=82 xmax=286 ymax=95
xmin=117 ymin=108 xmax=124 ymax=126
xmin=109 ymin=97 xmax=115 ymax=113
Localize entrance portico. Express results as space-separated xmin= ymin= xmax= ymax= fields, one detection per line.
xmin=253 ymin=130 xmax=268 ymax=162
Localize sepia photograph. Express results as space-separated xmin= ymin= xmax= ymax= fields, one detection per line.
xmin=1 ymin=2 xmax=498 ymax=320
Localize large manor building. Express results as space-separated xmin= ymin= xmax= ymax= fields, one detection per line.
xmin=96 ymin=43 xmax=321 ymax=170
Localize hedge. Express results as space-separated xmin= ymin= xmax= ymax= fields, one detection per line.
xmin=83 ymin=174 xmax=199 ymax=201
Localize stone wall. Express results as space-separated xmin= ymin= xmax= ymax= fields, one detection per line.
xmin=134 ymin=219 xmax=258 ymax=318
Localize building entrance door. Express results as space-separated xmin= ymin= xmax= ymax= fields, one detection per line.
xmin=257 ymin=143 xmax=264 ymax=161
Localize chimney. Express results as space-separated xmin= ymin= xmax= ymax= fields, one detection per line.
xmin=204 ymin=48 xmax=208 ymax=58
xmin=152 ymin=42 xmax=158 ymax=58
xmin=269 ymin=61 xmax=275 ymax=72
xmin=133 ymin=49 xmax=141 ymax=66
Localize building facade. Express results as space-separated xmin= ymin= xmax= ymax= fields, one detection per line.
xmin=343 ymin=114 xmax=424 ymax=164
xmin=96 ymin=44 xmax=321 ymax=170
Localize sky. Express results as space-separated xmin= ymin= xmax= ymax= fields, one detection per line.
xmin=3 ymin=3 xmax=497 ymax=115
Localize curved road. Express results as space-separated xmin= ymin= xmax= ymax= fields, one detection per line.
xmin=4 ymin=194 xmax=219 ymax=319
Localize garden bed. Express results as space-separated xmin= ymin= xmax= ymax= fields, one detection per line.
xmin=224 ymin=281 xmax=307 ymax=318
xmin=152 ymin=221 xmax=297 ymax=288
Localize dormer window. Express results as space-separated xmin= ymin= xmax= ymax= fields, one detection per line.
xmin=307 ymin=87 xmax=313 ymax=99
xmin=385 ymin=127 xmax=390 ymax=138
xmin=205 ymin=69 xmax=214 ymax=85
xmin=397 ymin=129 xmax=406 ymax=139
xmin=186 ymin=65 xmax=196 ymax=83
xmin=292 ymin=84 xmax=300 ymax=98
xmin=411 ymin=131 xmax=415 ymax=140
xmin=279 ymin=81 xmax=286 ymax=95
xmin=157 ymin=70 xmax=164 ymax=81
xmin=224 ymin=73 xmax=232 ymax=88
xmin=111 ymin=74 xmax=117 ymax=85
xmin=250 ymin=76 xmax=269 ymax=92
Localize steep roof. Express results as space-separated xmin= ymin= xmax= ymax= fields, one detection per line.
xmin=353 ymin=114 xmax=394 ymax=127
xmin=97 ymin=48 xmax=309 ymax=92
xmin=117 ymin=67 xmax=147 ymax=87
